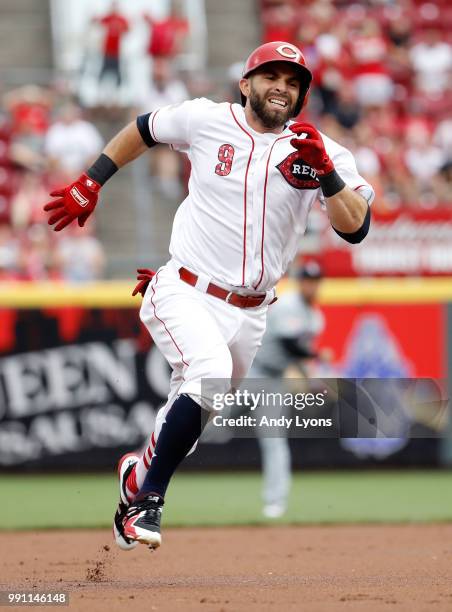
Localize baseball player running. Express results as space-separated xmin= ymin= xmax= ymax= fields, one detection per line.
xmin=43 ymin=41 xmax=374 ymax=551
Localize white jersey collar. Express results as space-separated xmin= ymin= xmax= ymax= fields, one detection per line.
xmin=232 ymin=103 xmax=293 ymax=140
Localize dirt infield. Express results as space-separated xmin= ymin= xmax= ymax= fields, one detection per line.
xmin=1 ymin=525 xmax=451 ymax=611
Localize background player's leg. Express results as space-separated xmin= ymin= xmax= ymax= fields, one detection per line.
xmin=229 ymin=306 xmax=292 ymax=517
xmin=258 ymin=436 xmax=291 ymax=518
xmin=248 ymin=358 xmax=292 ymax=518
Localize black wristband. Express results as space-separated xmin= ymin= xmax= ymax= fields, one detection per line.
xmin=86 ymin=153 xmax=118 ymax=186
xmin=318 ymin=169 xmax=346 ymax=198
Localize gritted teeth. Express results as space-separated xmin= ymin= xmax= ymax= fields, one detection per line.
xmin=268 ymin=98 xmax=287 ymax=108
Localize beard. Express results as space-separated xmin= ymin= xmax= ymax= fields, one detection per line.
xmin=248 ymin=85 xmax=295 ymax=129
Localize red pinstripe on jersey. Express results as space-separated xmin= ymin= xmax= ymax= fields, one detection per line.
xmin=254 ymin=134 xmax=293 ymax=291
xmin=229 ymin=104 xmax=255 ymax=286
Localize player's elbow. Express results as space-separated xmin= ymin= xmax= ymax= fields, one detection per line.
xmin=333 ymin=205 xmax=371 ymax=244
xmin=337 ymin=229 xmax=367 ymax=244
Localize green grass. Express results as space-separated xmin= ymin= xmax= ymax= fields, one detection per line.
xmin=0 ymin=471 xmax=451 ymax=530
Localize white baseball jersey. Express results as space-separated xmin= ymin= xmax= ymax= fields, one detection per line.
xmin=148 ymin=98 xmax=374 ymax=292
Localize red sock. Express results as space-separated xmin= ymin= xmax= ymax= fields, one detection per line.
xmin=126 ymin=432 xmax=156 ymax=496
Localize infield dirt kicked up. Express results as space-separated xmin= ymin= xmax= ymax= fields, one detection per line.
xmin=1 ymin=524 xmax=451 ymax=612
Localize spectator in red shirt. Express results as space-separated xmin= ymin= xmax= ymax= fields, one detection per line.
xmin=347 ymin=18 xmax=394 ymax=107
xmin=143 ymin=0 xmax=189 ymax=59
xmin=94 ymin=1 xmax=129 ymax=87
xmin=3 ymin=85 xmax=52 ymax=173
xmin=261 ymin=2 xmax=298 ymax=46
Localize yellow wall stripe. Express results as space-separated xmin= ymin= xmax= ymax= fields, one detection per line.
xmin=0 ymin=277 xmax=451 ymax=308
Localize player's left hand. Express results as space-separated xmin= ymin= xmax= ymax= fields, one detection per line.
xmin=290 ymin=122 xmax=334 ymax=176
xmin=132 ymin=268 xmax=156 ymax=297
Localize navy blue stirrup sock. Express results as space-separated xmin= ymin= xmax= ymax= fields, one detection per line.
xmin=137 ymin=394 xmax=209 ymax=499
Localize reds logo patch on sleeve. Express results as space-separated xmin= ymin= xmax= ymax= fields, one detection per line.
xmin=277 ymin=152 xmax=320 ymax=190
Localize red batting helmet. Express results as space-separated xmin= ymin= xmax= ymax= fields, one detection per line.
xmin=241 ymin=41 xmax=312 ymax=116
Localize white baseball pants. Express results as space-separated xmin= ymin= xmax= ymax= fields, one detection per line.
xmin=140 ymin=258 xmax=268 ymax=441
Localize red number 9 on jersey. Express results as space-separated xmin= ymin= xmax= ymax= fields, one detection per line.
xmin=215 ymin=144 xmax=235 ymax=176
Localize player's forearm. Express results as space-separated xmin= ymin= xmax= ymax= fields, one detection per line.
xmin=325 ymin=186 xmax=368 ymax=233
xmin=84 ymin=121 xmax=149 ymax=187
xmin=103 ymin=121 xmax=149 ymax=168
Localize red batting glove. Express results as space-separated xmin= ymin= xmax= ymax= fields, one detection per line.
xmin=132 ymin=268 xmax=156 ymax=297
xmin=289 ymin=122 xmax=335 ymax=176
xmin=43 ymin=173 xmax=101 ymax=231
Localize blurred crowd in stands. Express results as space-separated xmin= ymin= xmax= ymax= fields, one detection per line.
xmin=0 ymin=0 xmax=451 ymax=281
xmin=0 ymin=86 xmax=106 ymax=282
xmin=0 ymin=1 xmax=193 ymax=281
xmin=260 ymin=0 xmax=452 ymax=209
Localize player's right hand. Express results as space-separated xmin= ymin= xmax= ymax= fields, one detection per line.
xmin=43 ymin=173 xmax=101 ymax=231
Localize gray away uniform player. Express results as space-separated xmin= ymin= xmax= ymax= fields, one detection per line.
xmin=250 ymin=261 xmax=325 ymax=518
